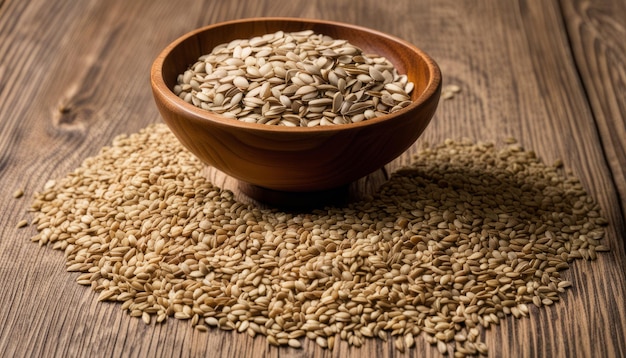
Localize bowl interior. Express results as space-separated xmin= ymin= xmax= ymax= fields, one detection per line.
xmin=158 ymin=18 xmax=438 ymax=122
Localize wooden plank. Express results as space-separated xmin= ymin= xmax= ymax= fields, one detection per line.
xmin=0 ymin=0 xmax=624 ymax=357
xmin=560 ymin=0 xmax=626 ymax=213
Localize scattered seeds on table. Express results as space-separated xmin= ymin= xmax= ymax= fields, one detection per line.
xmin=13 ymin=188 xmax=24 ymax=199
xmin=28 ymin=123 xmax=609 ymax=357
xmin=441 ymin=84 xmax=461 ymax=100
xmin=174 ymin=30 xmax=414 ymax=126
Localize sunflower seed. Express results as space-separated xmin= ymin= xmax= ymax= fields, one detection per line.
xmin=176 ymin=31 xmax=414 ymax=126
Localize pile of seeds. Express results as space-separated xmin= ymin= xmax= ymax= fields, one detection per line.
xmin=28 ymin=124 xmax=608 ymax=356
xmin=174 ymin=30 xmax=414 ymax=126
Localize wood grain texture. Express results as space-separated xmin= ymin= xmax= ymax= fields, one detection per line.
xmin=1 ymin=0 xmax=624 ymax=357
xmin=560 ymin=0 xmax=626 ymax=214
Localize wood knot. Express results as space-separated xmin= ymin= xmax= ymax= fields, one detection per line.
xmin=52 ymin=102 xmax=88 ymax=132
xmin=58 ymin=104 xmax=72 ymax=114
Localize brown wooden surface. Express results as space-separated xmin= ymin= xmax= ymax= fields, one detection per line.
xmin=1 ymin=0 xmax=624 ymax=357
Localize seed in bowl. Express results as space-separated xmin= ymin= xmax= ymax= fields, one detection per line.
xmin=174 ymin=30 xmax=414 ymax=126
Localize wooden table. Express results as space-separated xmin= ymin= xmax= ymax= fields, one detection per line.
xmin=1 ymin=0 xmax=624 ymax=357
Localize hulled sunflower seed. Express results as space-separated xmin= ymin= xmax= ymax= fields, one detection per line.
xmin=28 ymin=125 xmax=609 ymax=357
xmin=176 ymin=31 xmax=414 ymax=126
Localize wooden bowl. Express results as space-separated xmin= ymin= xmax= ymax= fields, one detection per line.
xmin=151 ymin=17 xmax=441 ymax=198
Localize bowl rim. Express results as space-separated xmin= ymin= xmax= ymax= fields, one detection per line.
xmin=151 ymin=17 xmax=442 ymax=134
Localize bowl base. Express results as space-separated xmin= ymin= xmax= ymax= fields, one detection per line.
xmin=238 ymin=181 xmax=350 ymax=210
